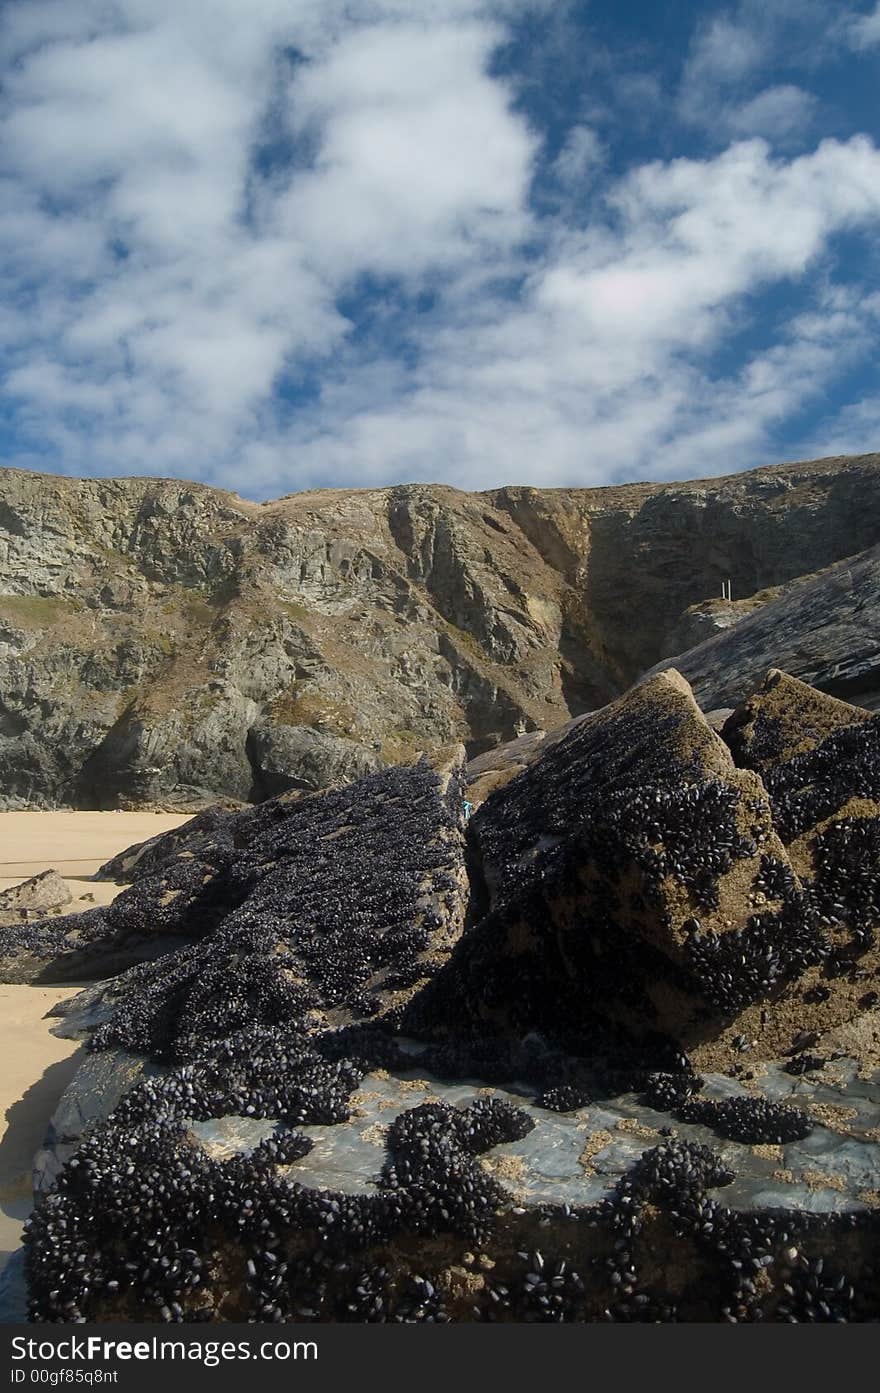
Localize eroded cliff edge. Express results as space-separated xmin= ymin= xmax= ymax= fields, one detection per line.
xmin=2 ymin=451 xmax=879 ymax=807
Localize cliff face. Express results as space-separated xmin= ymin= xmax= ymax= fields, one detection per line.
xmin=0 ymin=452 xmax=879 ymax=808
xmin=657 ymin=543 xmax=880 ymax=713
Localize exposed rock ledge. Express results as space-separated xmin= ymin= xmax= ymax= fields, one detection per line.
xmin=3 ymin=665 xmax=878 ymax=1322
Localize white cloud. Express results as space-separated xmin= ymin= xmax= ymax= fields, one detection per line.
xmin=241 ymin=136 xmax=880 ymax=492
xmin=849 ymin=3 xmax=880 ymax=48
xmin=728 ymin=85 xmax=818 ymax=141
xmin=683 ymin=13 xmax=765 ymax=91
xmin=677 ymin=1 xmax=834 ymax=143
xmin=278 ymin=21 xmax=535 ymax=279
xmin=1 ymin=1 xmax=880 ymax=497
xmin=0 ymin=1 xmax=538 ymax=465
xmin=551 ymin=125 xmax=605 ymax=188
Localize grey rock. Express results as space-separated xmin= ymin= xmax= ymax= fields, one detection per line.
xmin=704 ymin=706 xmax=735 ymax=732
xmin=246 ymin=720 xmax=383 ymax=798
xmin=3 ymin=453 xmax=880 ymax=808
xmin=663 ymin=597 xmax=755 ymax=654
xmin=656 ymin=545 xmax=880 ymax=712
xmin=33 ymin=1049 xmax=160 ymax=1196
xmin=33 ymin=1054 xmax=880 ymax=1215
xmin=290 ymin=1063 xmax=880 ymax=1217
xmin=492 ymin=454 xmax=880 ymax=683
xmin=0 ymin=869 xmax=70 ymax=919
xmin=12 ymin=664 xmax=880 ymax=1323
xmin=0 ymin=1249 xmax=26 ymax=1325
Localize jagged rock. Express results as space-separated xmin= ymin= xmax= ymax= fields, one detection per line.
xmin=246 ymin=720 xmax=383 ymax=798
xmin=3 ymin=454 xmax=880 ymax=808
xmin=97 ymin=722 xmax=579 ymax=887
xmin=660 ymin=574 xmax=820 ymax=656
xmin=3 ymin=754 xmax=469 ymax=1038
xmin=0 ymin=869 xmax=70 ymax=919
xmin=661 ymin=545 xmax=880 ymax=712
xmin=663 ymin=595 xmax=760 ymax=653
xmin=494 ymin=456 xmax=880 ymax=683
xmin=94 ymin=801 xmax=247 ymax=884
xmin=408 ymin=670 xmax=837 ymax=1066
xmin=464 ymin=732 xmax=551 ymax=806
xmin=92 ymin=698 xmax=705 ymax=889
xmin=463 ymin=718 xmax=599 ymax=807
xmin=750 ymin=714 xmax=880 ymax=1047
xmin=32 ymin=1049 xmax=161 ymax=1198
xmin=73 ymin=686 xmax=261 ymax=808
xmin=722 ymin=669 xmax=871 ymax=772
xmin=13 ymin=666 xmax=880 ymax=1324
xmin=0 ymin=915 xmax=197 ymax=986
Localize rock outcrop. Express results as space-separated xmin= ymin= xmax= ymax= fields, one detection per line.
xmin=661 ymin=544 xmax=880 ymax=713
xmin=408 ymin=670 xmax=821 ymax=1066
xmin=3 ymin=452 xmax=880 ymax=807
xmin=7 ymin=666 xmax=880 ymax=1323
xmin=26 ymin=1046 xmax=880 ymax=1324
xmin=721 ymin=669 xmax=872 ymax=772
xmin=0 ymin=750 xmax=468 ymax=992
xmin=0 ymin=869 xmax=70 ymax=922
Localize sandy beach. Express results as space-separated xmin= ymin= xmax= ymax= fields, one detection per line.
xmin=0 ymin=810 xmax=190 ymax=1276
xmin=0 ymin=809 xmax=190 ymax=903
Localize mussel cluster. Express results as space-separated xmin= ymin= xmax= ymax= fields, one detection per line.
xmin=18 ymin=675 xmax=880 ymax=1322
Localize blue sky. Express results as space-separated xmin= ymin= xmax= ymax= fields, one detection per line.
xmin=3 ymin=1 xmax=880 ymax=498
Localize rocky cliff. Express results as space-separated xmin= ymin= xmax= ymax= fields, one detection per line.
xmin=1 ymin=452 xmax=879 ymax=807
xmin=655 ymin=543 xmax=880 ymax=712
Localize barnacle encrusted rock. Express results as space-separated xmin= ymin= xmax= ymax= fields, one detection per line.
xmin=722 ymin=668 xmax=872 ymax=773
xmin=99 ymin=727 xmax=575 ymax=890
xmin=24 ymin=1054 xmax=880 ymax=1324
xmin=94 ymin=800 xmax=248 ymax=884
xmin=408 ymin=669 xmax=817 ymax=1062
xmin=12 ymin=666 xmax=880 ymax=1323
xmin=751 ymin=713 xmax=880 ymax=1049
xmin=0 ymin=750 xmax=468 ymax=993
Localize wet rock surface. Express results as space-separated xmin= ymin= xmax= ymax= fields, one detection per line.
xmin=7 ymin=666 xmax=880 ymax=1322
xmin=22 ymin=1045 xmax=880 ymax=1324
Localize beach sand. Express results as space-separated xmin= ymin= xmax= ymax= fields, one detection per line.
xmin=0 ymin=809 xmax=191 ymax=905
xmin=0 ymin=810 xmax=190 ymax=1278
xmin=0 ymin=983 xmax=83 ymax=1274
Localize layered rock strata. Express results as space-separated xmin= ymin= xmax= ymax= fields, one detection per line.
xmin=3 ymin=453 xmax=880 ymax=808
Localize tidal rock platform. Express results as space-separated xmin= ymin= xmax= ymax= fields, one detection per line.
xmin=4 ymin=666 xmax=880 ymax=1322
